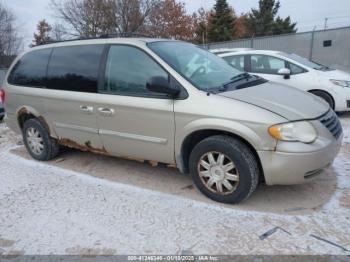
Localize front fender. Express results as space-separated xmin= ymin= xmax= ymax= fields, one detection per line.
xmin=175 ymin=118 xmax=271 ymax=157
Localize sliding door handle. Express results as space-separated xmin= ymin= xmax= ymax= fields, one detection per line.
xmin=98 ymin=108 xmax=115 ymax=117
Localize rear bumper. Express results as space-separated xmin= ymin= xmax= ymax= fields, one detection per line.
xmin=258 ymin=134 xmax=342 ymax=185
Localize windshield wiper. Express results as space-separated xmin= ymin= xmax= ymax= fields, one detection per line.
xmin=315 ymin=66 xmax=331 ymax=71
xmin=205 ymin=73 xmax=262 ymax=94
xmin=230 ymin=72 xmax=252 ymax=81
xmin=219 ymin=73 xmax=254 ymax=91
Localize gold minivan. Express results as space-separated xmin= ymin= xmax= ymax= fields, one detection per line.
xmin=2 ymin=38 xmax=343 ymax=203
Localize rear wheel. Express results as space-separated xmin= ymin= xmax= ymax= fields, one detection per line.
xmin=310 ymin=90 xmax=335 ymax=110
xmin=189 ymin=135 xmax=260 ymax=204
xmin=23 ymin=118 xmax=59 ymax=161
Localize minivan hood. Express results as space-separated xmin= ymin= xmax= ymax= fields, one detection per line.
xmin=218 ymin=81 xmax=329 ymax=121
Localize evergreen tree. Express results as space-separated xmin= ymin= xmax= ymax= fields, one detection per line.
xmin=33 ymin=20 xmax=52 ymax=45
xmin=246 ymin=0 xmax=296 ymax=36
xmin=208 ymin=0 xmax=236 ymax=42
xmin=273 ymin=16 xmax=297 ymax=34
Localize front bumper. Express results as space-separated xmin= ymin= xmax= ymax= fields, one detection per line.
xmin=333 ymin=87 xmax=350 ymax=112
xmin=258 ymin=133 xmax=342 ymax=185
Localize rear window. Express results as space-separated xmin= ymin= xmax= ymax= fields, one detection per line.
xmin=8 ymin=48 xmax=52 ymax=87
xmin=47 ymin=45 xmax=104 ymax=93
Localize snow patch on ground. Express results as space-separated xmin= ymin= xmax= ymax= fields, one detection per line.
xmin=0 ymin=115 xmax=350 ymax=255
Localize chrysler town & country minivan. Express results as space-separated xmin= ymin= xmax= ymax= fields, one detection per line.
xmin=1 ymin=38 xmax=343 ymax=203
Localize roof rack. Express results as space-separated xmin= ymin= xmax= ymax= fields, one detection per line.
xmin=37 ymin=32 xmax=155 ymax=46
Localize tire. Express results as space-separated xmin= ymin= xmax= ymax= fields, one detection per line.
xmin=189 ymin=135 xmax=260 ymax=204
xmin=22 ymin=118 xmax=60 ymax=161
xmin=310 ymin=90 xmax=335 ymax=110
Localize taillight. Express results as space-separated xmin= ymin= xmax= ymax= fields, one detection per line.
xmin=0 ymin=89 xmax=5 ymax=103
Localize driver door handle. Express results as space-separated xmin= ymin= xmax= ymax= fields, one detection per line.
xmin=80 ymin=105 xmax=94 ymax=114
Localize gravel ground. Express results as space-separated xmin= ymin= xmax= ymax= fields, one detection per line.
xmin=0 ymin=114 xmax=349 ymax=255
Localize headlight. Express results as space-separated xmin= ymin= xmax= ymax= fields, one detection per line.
xmin=330 ymin=79 xmax=350 ymax=87
xmin=268 ymin=121 xmax=317 ymax=143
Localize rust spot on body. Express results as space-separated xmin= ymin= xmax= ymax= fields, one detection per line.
xmin=17 ymin=107 xmax=28 ymax=116
xmin=57 ymin=138 xmax=178 ymax=169
xmin=58 ymin=138 xmax=110 ymax=156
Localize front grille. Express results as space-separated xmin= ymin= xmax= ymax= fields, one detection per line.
xmin=319 ymin=110 xmax=343 ymax=139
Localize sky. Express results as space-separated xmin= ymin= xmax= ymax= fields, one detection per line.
xmin=3 ymin=0 xmax=350 ymax=49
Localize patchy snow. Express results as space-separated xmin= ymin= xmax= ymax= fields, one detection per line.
xmin=0 ymin=115 xmax=350 ymax=255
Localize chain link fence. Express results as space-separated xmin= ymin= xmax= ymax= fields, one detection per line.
xmin=206 ymin=26 xmax=350 ymax=72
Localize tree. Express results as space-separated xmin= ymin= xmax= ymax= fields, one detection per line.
xmin=51 ymin=0 xmax=118 ymax=37
xmin=51 ymin=23 xmax=68 ymax=41
xmin=0 ymin=2 xmax=22 ymax=58
xmin=33 ymin=20 xmax=52 ymax=45
xmin=207 ymin=0 xmax=236 ymax=43
xmin=147 ymin=0 xmax=194 ymax=40
xmin=51 ymin=0 xmax=160 ymax=37
xmin=246 ymin=0 xmax=296 ymax=36
xmin=115 ymin=0 xmax=159 ymax=34
xmin=192 ymin=7 xmax=211 ymax=44
xmin=234 ymin=14 xmax=249 ymax=39
xmin=273 ymin=16 xmax=297 ymax=34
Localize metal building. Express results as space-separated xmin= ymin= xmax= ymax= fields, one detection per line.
xmin=206 ymin=26 xmax=350 ymax=72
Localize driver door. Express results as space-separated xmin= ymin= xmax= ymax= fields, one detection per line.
xmin=96 ymin=45 xmax=176 ymax=164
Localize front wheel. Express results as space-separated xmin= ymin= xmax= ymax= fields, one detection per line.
xmin=189 ymin=135 xmax=260 ymax=204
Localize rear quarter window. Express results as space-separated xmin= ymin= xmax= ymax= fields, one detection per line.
xmin=8 ymin=48 xmax=52 ymax=87
xmin=47 ymin=45 xmax=104 ymax=93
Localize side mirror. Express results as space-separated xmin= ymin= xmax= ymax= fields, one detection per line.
xmin=146 ymin=76 xmax=180 ymax=97
xmin=278 ymin=68 xmax=291 ymax=79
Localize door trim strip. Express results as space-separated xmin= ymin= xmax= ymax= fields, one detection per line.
xmin=99 ymin=129 xmax=168 ymax=145
xmin=54 ymin=122 xmax=98 ymax=134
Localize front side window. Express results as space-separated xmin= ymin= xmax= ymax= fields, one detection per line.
xmin=250 ymin=55 xmax=286 ymax=74
xmin=223 ymin=55 xmax=245 ymax=71
xmin=103 ymin=45 xmax=168 ymax=96
xmin=8 ymin=48 xmax=52 ymax=87
xmin=289 ymin=63 xmax=306 ymax=74
xmin=148 ymin=41 xmax=242 ymax=91
xmin=47 ymin=45 xmax=104 ymax=93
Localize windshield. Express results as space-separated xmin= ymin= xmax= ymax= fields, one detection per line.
xmin=279 ymin=52 xmax=333 ymax=71
xmin=148 ymin=41 xmax=243 ymax=91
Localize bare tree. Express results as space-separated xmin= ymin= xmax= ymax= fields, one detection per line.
xmin=0 ymin=2 xmax=22 ymax=57
xmin=51 ymin=0 xmax=118 ymax=37
xmin=50 ymin=0 xmax=159 ymax=37
xmin=51 ymin=23 xmax=68 ymax=41
xmin=114 ymin=0 xmax=159 ymax=34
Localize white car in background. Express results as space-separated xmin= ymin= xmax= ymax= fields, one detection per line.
xmin=217 ymin=49 xmax=350 ymax=112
